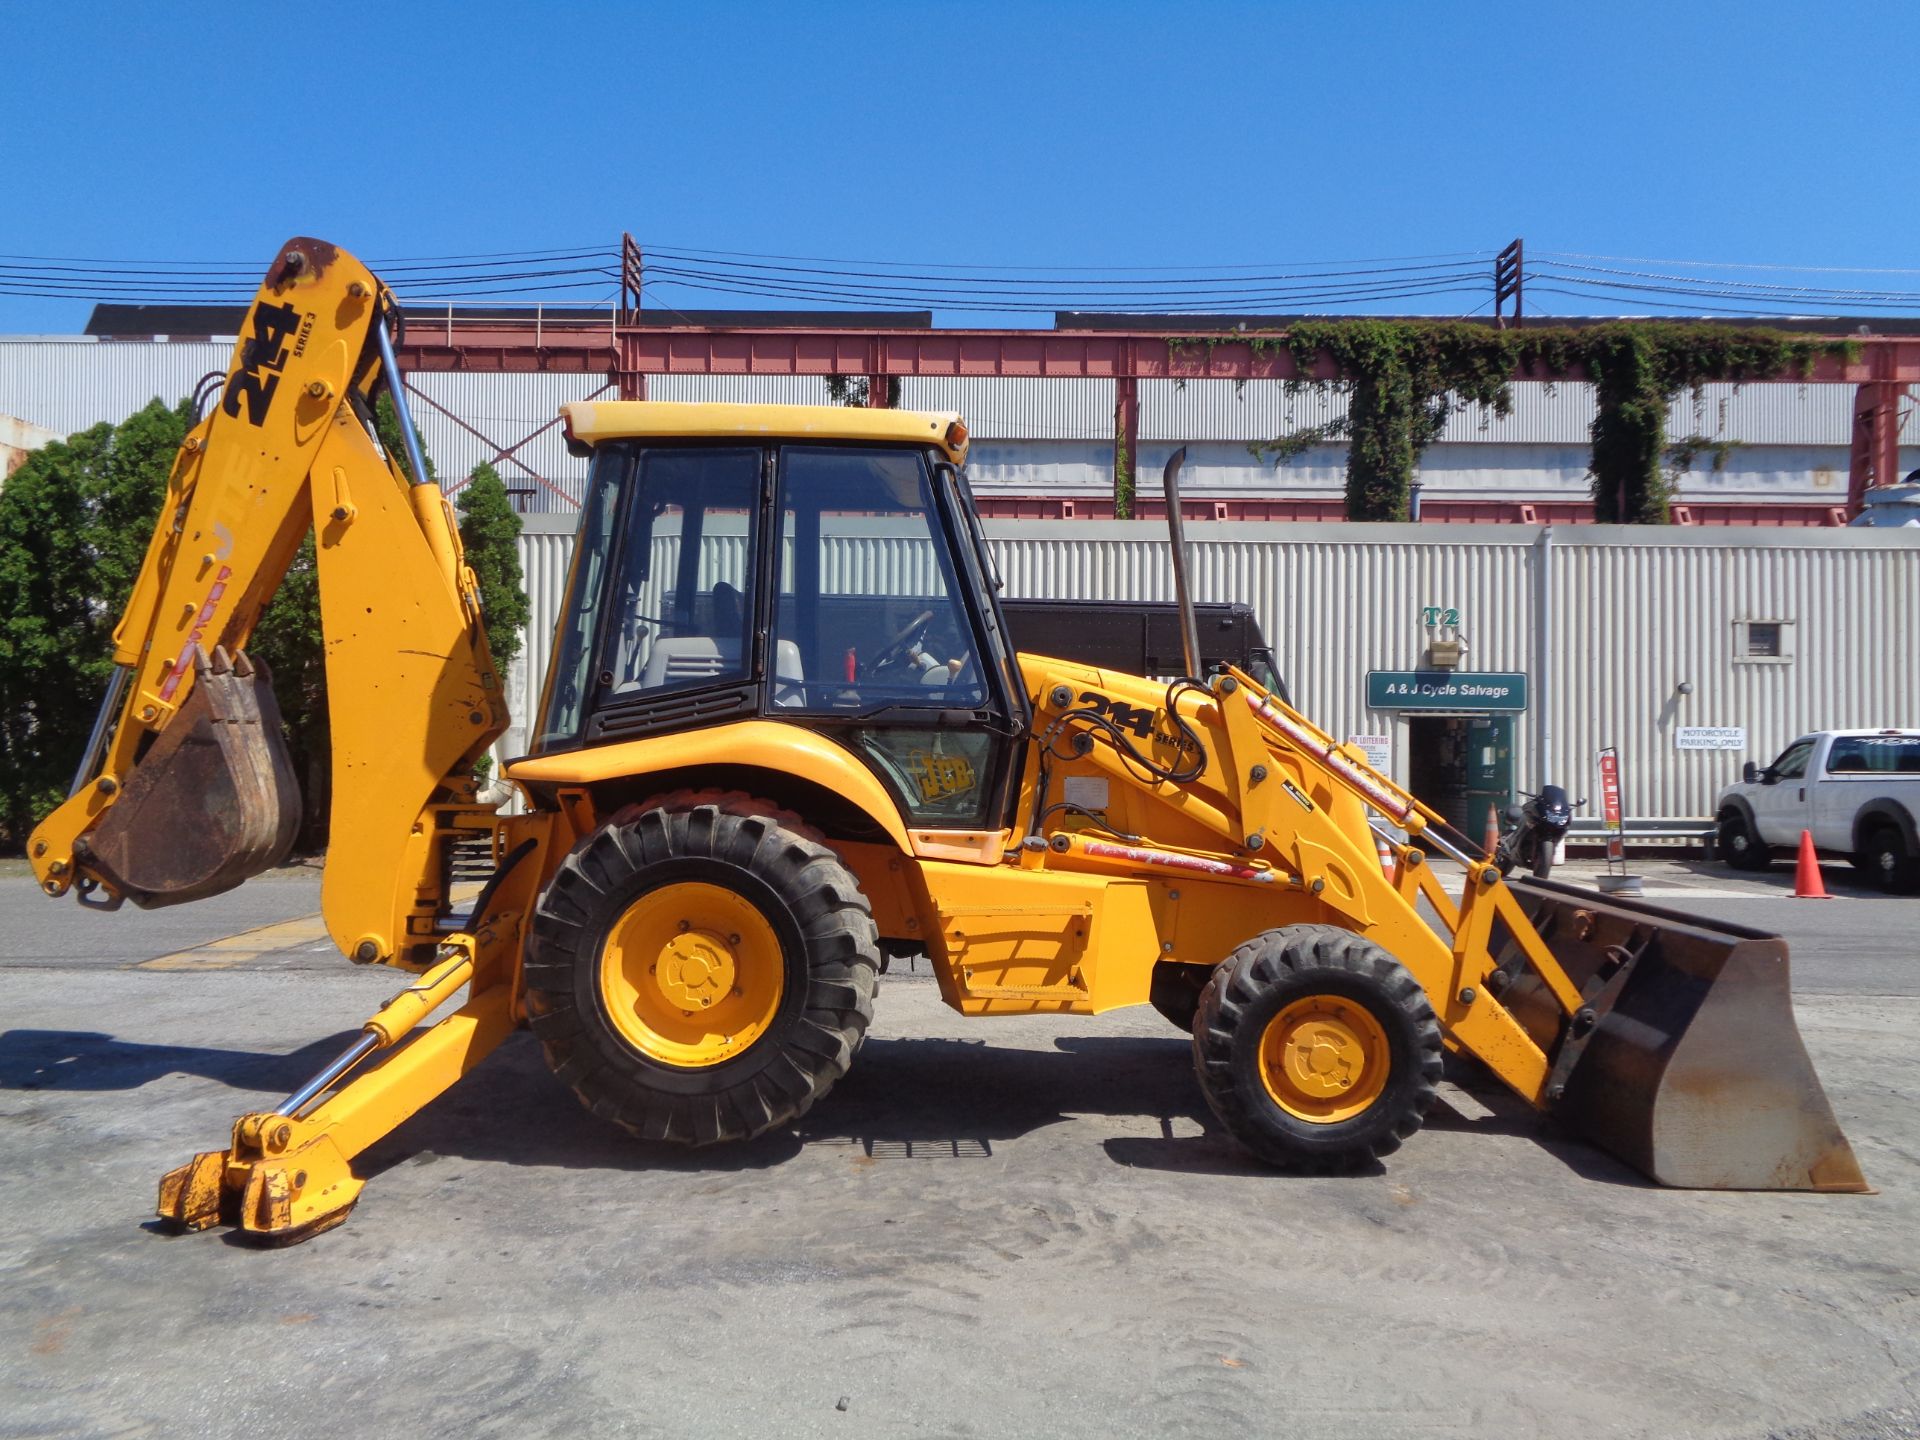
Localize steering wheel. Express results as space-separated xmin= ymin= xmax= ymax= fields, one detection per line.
xmin=866 ymin=609 xmax=935 ymax=674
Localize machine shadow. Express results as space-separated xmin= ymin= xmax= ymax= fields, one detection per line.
xmin=0 ymin=1028 xmax=361 ymax=1093
xmin=359 ymin=1030 xmax=1233 ymax=1179
xmin=1426 ymin=1058 xmax=1658 ymax=1188
xmin=355 ymin=1024 xmax=1637 ymax=1187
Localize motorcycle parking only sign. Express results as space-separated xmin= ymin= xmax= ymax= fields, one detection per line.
xmin=1675 ymin=727 xmax=1747 ymax=751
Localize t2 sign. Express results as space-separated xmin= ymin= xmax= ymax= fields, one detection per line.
xmin=1421 ymin=606 xmax=1460 ymax=627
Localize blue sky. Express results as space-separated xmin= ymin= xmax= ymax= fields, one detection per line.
xmin=4 ymin=2 xmax=1917 ymax=331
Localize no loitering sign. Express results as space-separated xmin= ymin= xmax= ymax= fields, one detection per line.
xmin=1599 ymin=746 xmax=1624 ymax=863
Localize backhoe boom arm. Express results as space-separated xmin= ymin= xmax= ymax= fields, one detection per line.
xmin=30 ymin=239 xmax=509 ymax=968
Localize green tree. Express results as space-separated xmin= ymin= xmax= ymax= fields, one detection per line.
xmin=0 ymin=386 xmax=529 ymax=854
xmin=0 ymin=399 xmax=190 ymax=848
xmin=1248 ymin=322 xmax=1517 ymax=522
xmin=456 ymin=462 xmax=530 ymax=671
xmin=246 ymin=537 xmax=327 ymax=849
xmin=374 ymin=391 xmax=433 ymax=484
xmin=824 ymin=375 xmax=902 ymax=408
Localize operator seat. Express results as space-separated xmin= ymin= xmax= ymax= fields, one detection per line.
xmin=635 ymin=635 xmax=808 ymax=703
xmin=639 ymin=636 xmax=741 ymax=688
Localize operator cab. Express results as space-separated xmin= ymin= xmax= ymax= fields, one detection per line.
xmin=535 ymin=403 xmax=1026 ymax=829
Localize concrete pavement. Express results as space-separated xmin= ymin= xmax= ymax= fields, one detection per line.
xmin=1 ymin=870 xmax=1915 ymax=1440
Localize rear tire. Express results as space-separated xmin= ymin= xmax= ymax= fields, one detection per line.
xmin=1193 ymin=925 xmax=1441 ymax=1172
xmin=1861 ymin=826 xmax=1920 ymax=895
xmin=1718 ymin=809 xmax=1771 ymax=871
xmin=524 ymin=805 xmax=878 ymax=1145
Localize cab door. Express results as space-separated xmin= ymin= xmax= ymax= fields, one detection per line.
xmin=1750 ymin=736 xmax=1816 ymax=845
xmin=767 ymin=444 xmax=1024 ymax=836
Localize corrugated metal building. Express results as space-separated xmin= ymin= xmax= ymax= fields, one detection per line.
xmin=8 ymin=334 xmax=1911 ymax=828
xmin=3 ymin=337 xmax=1913 ymax=514
xmin=502 ymin=515 xmax=1920 ymax=832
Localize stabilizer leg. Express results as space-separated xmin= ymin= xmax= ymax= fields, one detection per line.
xmin=156 ymin=963 xmax=514 ymax=1244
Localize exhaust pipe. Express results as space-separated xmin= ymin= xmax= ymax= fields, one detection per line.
xmin=1160 ymin=447 xmax=1202 ymax=679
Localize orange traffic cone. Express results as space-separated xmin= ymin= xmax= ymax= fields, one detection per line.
xmin=1792 ymin=829 xmax=1831 ymax=899
xmin=1484 ymin=804 xmax=1502 ymax=858
xmin=1375 ymin=833 xmax=1397 ymax=883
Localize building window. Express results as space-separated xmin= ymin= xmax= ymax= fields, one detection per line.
xmin=1735 ymin=619 xmax=1794 ymax=664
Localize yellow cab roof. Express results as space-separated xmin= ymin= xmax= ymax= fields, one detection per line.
xmin=560 ymin=400 xmax=969 ymax=463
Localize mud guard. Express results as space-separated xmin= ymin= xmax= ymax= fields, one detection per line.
xmin=82 ymin=646 xmax=301 ymax=908
xmin=1494 ymin=877 xmax=1868 ymax=1193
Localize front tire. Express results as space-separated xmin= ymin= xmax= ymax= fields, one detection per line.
xmin=1862 ymin=826 xmax=1920 ymax=895
xmin=524 ymin=805 xmax=878 ymax=1145
xmin=1528 ymin=839 xmax=1556 ymax=881
xmin=1718 ymin=809 xmax=1771 ymax=871
xmin=1193 ymin=925 xmax=1441 ymax=1172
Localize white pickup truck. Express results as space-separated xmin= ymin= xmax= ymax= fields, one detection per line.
xmin=1716 ymin=729 xmax=1920 ymax=891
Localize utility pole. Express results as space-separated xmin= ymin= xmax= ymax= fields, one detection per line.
xmin=1494 ymin=239 xmax=1524 ymax=328
xmin=620 ymin=233 xmax=644 ymax=324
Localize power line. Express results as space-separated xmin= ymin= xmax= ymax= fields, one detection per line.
xmin=634 ymin=241 xmax=1498 ymax=272
xmin=1537 ymin=249 xmax=1920 ymax=278
xmin=7 ymin=236 xmax=1920 ymax=320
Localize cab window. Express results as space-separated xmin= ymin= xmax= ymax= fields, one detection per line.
xmin=535 ymin=450 xmax=625 ymax=749
xmin=1826 ymin=736 xmax=1920 ymax=773
xmin=1771 ymin=740 xmax=1814 ymax=781
xmin=604 ymin=448 xmax=758 ymax=700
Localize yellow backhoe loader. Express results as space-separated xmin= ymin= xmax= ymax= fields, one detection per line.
xmin=31 ymin=239 xmax=1866 ymax=1244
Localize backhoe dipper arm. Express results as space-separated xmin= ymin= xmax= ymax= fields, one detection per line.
xmin=29 ymin=238 xmax=508 ymax=968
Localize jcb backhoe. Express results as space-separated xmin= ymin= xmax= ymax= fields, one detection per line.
xmin=31 ymin=239 xmax=1866 ymax=1244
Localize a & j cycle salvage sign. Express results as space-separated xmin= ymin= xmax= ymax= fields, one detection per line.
xmin=1366 ymin=670 xmax=1529 ymax=712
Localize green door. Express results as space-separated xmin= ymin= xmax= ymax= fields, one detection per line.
xmin=1464 ymin=715 xmax=1514 ymax=836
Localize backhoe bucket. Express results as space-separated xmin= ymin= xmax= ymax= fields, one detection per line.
xmin=84 ymin=647 xmax=301 ymax=908
xmin=1494 ymin=878 xmax=1867 ymax=1192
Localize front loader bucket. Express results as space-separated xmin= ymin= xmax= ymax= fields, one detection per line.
xmin=83 ymin=647 xmax=301 ymax=908
xmin=1494 ymin=878 xmax=1867 ymax=1192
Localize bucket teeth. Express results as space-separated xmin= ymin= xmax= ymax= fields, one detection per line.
xmin=83 ymin=645 xmax=302 ymax=908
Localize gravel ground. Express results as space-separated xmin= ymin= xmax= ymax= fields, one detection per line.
xmin=1 ymin=865 xmax=1915 ymax=1440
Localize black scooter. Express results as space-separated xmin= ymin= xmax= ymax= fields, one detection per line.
xmin=1495 ymin=784 xmax=1579 ymax=880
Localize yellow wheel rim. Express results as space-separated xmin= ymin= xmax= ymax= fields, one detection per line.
xmin=1257 ymin=993 xmax=1391 ymax=1123
xmin=597 ymin=881 xmax=785 ymax=1069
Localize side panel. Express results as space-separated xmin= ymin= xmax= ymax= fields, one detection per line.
xmin=916 ymin=861 xmax=1158 ymax=1015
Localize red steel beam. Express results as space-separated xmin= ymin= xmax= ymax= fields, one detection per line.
xmin=398 ymin=323 xmax=1920 ymax=387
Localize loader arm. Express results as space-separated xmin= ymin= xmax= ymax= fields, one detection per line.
xmin=30 ymin=238 xmax=508 ymax=969
xmin=1189 ymin=665 xmax=1866 ymax=1191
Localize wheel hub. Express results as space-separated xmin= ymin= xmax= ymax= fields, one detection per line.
xmin=598 ymin=882 xmax=783 ymax=1068
xmin=656 ymin=930 xmax=736 ymax=1010
xmin=1258 ymin=995 xmax=1391 ymax=1123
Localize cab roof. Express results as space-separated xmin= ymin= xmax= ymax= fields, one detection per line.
xmin=560 ymin=400 xmax=969 ymax=463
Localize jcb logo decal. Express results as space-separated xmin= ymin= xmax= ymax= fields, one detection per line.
xmin=222 ymin=301 xmax=304 ymax=427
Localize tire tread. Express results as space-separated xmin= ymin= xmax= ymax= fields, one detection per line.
xmin=1193 ymin=923 xmax=1441 ymax=1173
xmin=525 ymin=803 xmax=879 ymax=1147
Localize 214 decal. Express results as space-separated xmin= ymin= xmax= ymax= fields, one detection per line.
xmin=1076 ymin=691 xmax=1154 ymax=740
xmin=221 ymin=301 xmax=304 ymax=427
